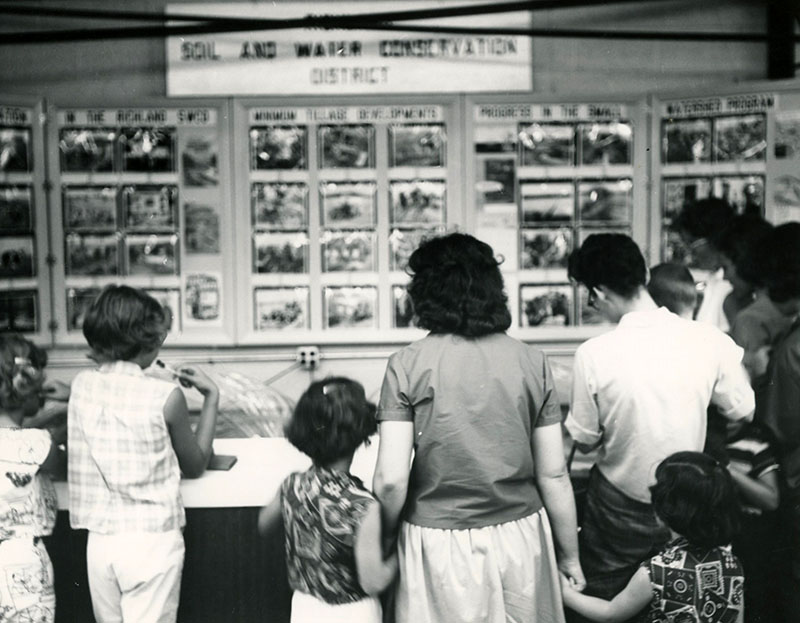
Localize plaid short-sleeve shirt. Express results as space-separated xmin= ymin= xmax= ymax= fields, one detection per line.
xmin=68 ymin=361 xmax=184 ymax=533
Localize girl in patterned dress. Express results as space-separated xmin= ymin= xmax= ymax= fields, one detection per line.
xmin=0 ymin=335 xmax=62 ymax=623
xmin=561 ymin=451 xmax=745 ymax=623
xmin=258 ymin=377 xmax=397 ymax=623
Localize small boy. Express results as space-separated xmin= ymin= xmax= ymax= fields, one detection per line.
xmin=647 ymin=262 xmax=699 ymax=317
xmin=68 ymin=285 xmax=219 ymax=622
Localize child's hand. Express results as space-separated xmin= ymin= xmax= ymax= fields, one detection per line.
xmin=176 ymin=366 xmax=219 ymax=397
xmin=559 ymin=572 xmax=577 ymax=596
xmin=750 ymin=345 xmax=772 ymax=378
xmin=41 ymin=379 xmax=71 ymax=403
xmin=558 ymin=558 xmax=586 ymax=592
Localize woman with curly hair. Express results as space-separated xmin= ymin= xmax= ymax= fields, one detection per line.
xmin=373 ymin=233 xmax=584 ymax=623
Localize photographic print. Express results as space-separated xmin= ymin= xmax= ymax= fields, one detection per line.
xmin=59 ymin=128 xmax=115 ymax=172
xmin=321 ymin=182 xmax=376 ymax=229
xmin=521 ymin=229 xmax=572 ymax=271
xmin=322 ymin=231 xmax=376 ymax=272
xmin=519 ymin=123 xmax=574 ymax=166
xmin=324 ymin=286 xmax=377 ymax=329
xmin=390 ymin=180 xmax=446 ymax=226
xmin=63 ymin=186 xmax=117 ymax=231
xmin=126 ymin=234 xmax=179 ymax=276
xmin=121 ymin=127 xmax=176 ymax=172
xmin=712 ymin=176 xmax=764 ymax=217
xmin=521 ymin=182 xmax=574 ymax=223
xmin=1 ymin=290 xmax=37 ymax=333
xmin=67 ymin=288 xmax=101 ymax=331
xmin=123 ymin=185 xmax=177 ymax=231
xmin=184 ymin=202 xmax=220 ymax=254
xmin=393 ymin=286 xmax=415 ymax=328
xmin=389 ymin=124 xmax=446 ymax=167
xmin=250 ymin=126 xmax=307 ymax=170
xmin=481 ymin=159 xmax=516 ymax=204
xmin=520 ymin=285 xmax=572 ymax=327
xmin=662 ymin=118 xmax=711 ymax=164
xmin=185 ymin=273 xmax=220 ymax=323
xmin=0 ymin=236 xmax=35 ymax=278
xmin=579 ymin=122 xmax=632 ymax=165
xmin=320 ymin=125 xmax=374 ymax=169
xmin=144 ymin=288 xmax=181 ymax=333
xmin=182 ymin=135 xmax=219 ymax=186
xmin=0 ymin=185 xmax=33 ymax=232
xmin=253 ymin=232 xmax=308 ymax=273
xmin=254 ymin=287 xmax=308 ymax=330
xmin=0 ymin=128 xmax=31 ymax=172
xmin=252 ymin=183 xmax=308 ymax=230
xmin=475 ymin=124 xmax=517 ymax=154
xmin=65 ymin=233 xmax=119 ymax=276
xmin=662 ymin=178 xmax=712 ymax=222
xmin=775 ymin=113 xmax=800 ymax=160
xmin=579 ymin=179 xmax=633 ymax=223
xmin=714 ymin=115 xmax=766 ymax=162
xmin=389 ymin=228 xmax=439 ymax=272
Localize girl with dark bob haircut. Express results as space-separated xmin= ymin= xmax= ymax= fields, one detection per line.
xmin=83 ymin=285 xmax=170 ymax=362
xmin=407 ymin=233 xmax=511 ymax=337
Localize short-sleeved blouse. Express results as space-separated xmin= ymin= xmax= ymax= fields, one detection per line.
xmin=0 ymin=427 xmax=57 ymax=540
xmin=377 ymin=332 xmax=563 ymax=530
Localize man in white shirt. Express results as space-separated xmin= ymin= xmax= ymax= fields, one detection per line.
xmin=565 ymin=233 xmax=754 ymax=605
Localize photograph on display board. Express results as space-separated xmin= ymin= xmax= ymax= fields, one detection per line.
xmin=319 ymin=125 xmax=375 ymax=169
xmin=662 ymin=118 xmax=712 ymax=164
xmin=390 ymin=180 xmax=445 ymax=226
xmin=65 ymin=233 xmax=119 ymax=276
xmin=520 ymin=284 xmax=573 ymax=327
xmin=520 ymin=228 xmax=572 ymax=271
xmin=389 ymin=124 xmax=446 ymax=168
xmin=579 ymin=122 xmax=632 ymax=165
xmin=481 ymin=159 xmax=516 ymax=204
xmin=520 ymin=182 xmax=574 ymax=223
xmin=123 ymin=185 xmax=177 ymax=231
xmin=389 ymin=228 xmax=440 ymax=272
xmin=126 ymin=234 xmax=179 ymax=276
xmin=519 ymin=123 xmax=574 ymax=166
xmin=774 ymin=174 xmax=800 ymax=208
xmin=662 ymin=178 xmax=712 ymax=222
xmin=775 ymin=114 xmax=800 ymax=160
xmin=712 ymin=176 xmax=764 ymax=216
xmin=254 ymin=287 xmax=308 ymax=330
xmin=121 ymin=127 xmax=176 ymax=172
xmin=321 ymin=182 xmax=376 ymax=229
xmin=475 ymin=124 xmax=517 ymax=154
xmin=578 ymin=179 xmax=633 ymax=223
xmin=63 ymin=186 xmax=117 ymax=231
xmin=182 ymin=135 xmax=219 ymax=187
xmin=0 ymin=291 xmax=37 ymax=333
xmin=144 ymin=288 xmax=181 ymax=333
xmin=250 ymin=126 xmax=307 ymax=170
xmin=252 ymin=182 xmax=308 ymax=230
xmin=714 ymin=115 xmax=766 ymax=162
xmin=0 ymin=236 xmax=35 ymax=278
xmin=0 ymin=128 xmax=31 ymax=172
xmin=253 ymin=232 xmax=308 ymax=273
xmin=322 ymin=231 xmax=376 ymax=272
xmin=185 ymin=273 xmax=220 ymax=322
xmin=324 ymin=286 xmax=377 ymax=329
xmin=0 ymin=185 xmax=33 ymax=232
xmin=67 ymin=287 xmax=101 ymax=331
xmin=59 ymin=128 xmax=115 ymax=172
xmin=393 ymin=286 xmax=415 ymax=328
xmin=184 ymin=202 xmax=220 ymax=254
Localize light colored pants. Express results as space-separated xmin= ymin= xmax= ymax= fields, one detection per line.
xmin=0 ymin=537 xmax=55 ymax=623
xmin=290 ymin=590 xmax=382 ymax=623
xmin=86 ymin=530 xmax=185 ymax=623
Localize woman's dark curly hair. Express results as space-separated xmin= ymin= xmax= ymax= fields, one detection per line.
xmin=650 ymin=451 xmax=741 ymax=549
xmin=0 ymin=334 xmax=47 ymax=411
xmin=407 ymin=233 xmax=511 ymax=337
xmin=83 ymin=285 xmax=169 ymax=363
xmin=286 ymin=377 xmax=377 ymax=466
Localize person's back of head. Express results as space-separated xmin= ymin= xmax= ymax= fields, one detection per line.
xmin=716 ymin=214 xmax=773 ymax=289
xmin=408 ymin=232 xmax=511 ymax=337
xmin=82 ymin=285 xmax=169 ymax=363
xmin=762 ymin=222 xmax=800 ymax=315
xmin=567 ymin=233 xmax=646 ymax=298
xmin=0 ymin=334 xmax=47 ymax=413
xmin=647 ymin=263 xmax=697 ymax=318
xmin=650 ymin=451 xmax=741 ymax=549
xmin=286 ymin=377 xmax=377 ymax=466
xmin=672 ymin=197 xmax=736 ymax=244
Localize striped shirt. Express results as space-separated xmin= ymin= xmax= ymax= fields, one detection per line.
xmin=68 ymin=361 xmax=184 ymax=533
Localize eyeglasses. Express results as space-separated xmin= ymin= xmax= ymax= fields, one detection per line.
xmin=587 ymin=287 xmax=599 ymax=309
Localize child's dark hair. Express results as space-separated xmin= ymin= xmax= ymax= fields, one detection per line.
xmin=716 ymin=215 xmax=773 ymax=288
xmin=650 ymin=451 xmax=741 ymax=548
xmin=286 ymin=377 xmax=377 ymax=466
xmin=0 ymin=334 xmax=47 ymax=411
xmin=83 ymin=285 xmax=169 ymax=362
xmin=568 ymin=233 xmax=646 ymax=298
xmin=647 ymin=263 xmax=697 ymax=316
xmin=407 ymin=233 xmax=511 ymax=337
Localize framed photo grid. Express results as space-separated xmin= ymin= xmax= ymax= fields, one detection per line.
xmin=661 ymin=113 xmax=766 ymax=165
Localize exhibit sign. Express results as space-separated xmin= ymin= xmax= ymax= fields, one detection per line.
xmin=166 ymin=1 xmax=532 ymax=96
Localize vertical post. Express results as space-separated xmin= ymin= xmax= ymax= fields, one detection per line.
xmin=767 ymin=2 xmax=795 ymax=80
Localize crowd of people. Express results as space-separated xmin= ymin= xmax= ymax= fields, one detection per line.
xmin=1 ymin=196 xmax=799 ymax=623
